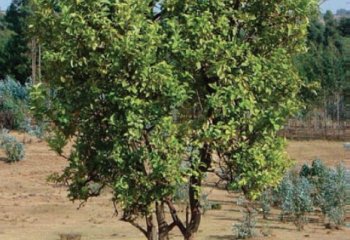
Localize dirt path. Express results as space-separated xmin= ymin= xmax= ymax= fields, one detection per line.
xmin=0 ymin=133 xmax=349 ymax=240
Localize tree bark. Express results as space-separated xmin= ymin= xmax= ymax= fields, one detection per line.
xmin=31 ymin=38 xmax=37 ymax=84
xmin=156 ymin=202 xmax=170 ymax=240
xmin=184 ymin=142 xmax=212 ymax=240
xmin=146 ymin=214 xmax=157 ymax=240
xmin=38 ymin=44 xmax=42 ymax=82
xmin=125 ymin=202 xmax=178 ymax=240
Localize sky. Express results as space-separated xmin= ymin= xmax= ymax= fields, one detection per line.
xmin=0 ymin=0 xmax=349 ymax=12
xmin=321 ymin=0 xmax=350 ymax=12
xmin=0 ymin=0 xmax=11 ymax=11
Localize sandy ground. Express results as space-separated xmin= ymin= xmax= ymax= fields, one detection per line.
xmin=286 ymin=140 xmax=350 ymax=167
xmin=0 ymin=133 xmax=350 ymax=240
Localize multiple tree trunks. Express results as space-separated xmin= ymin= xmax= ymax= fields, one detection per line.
xmin=124 ymin=199 xmax=201 ymax=240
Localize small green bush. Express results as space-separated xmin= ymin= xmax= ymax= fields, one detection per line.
xmin=211 ymin=203 xmax=222 ymax=210
xmin=0 ymin=129 xmax=25 ymax=162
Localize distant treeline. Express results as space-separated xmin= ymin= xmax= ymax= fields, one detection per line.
xmin=335 ymin=9 xmax=350 ymax=17
xmin=0 ymin=0 xmax=31 ymax=84
xmin=295 ymin=10 xmax=350 ymax=121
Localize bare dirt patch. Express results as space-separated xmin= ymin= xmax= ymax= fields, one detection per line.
xmin=287 ymin=140 xmax=350 ymax=167
xmin=0 ymin=133 xmax=349 ymax=239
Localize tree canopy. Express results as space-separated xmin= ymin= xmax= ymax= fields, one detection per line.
xmin=31 ymin=0 xmax=317 ymax=239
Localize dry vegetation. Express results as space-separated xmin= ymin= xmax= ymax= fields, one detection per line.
xmin=0 ymin=133 xmax=349 ymax=240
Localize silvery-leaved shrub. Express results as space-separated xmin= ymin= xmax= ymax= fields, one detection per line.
xmin=279 ymin=172 xmax=313 ymax=230
xmin=300 ymin=160 xmax=347 ymax=228
xmin=0 ymin=129 xmax=25 ymax=162
xmin=173 ymin=182 xmax=211 ymax=214
xmin=0 ymin=77 xmax=29 ymax=129
xmin=259 ymin=189 xmax=273 ymax=219
xmin=233 ymin=209 xmax=257 ymax=239
xmin=320 ymin=164 xmax=347 ymax=228
xmin=20 ymin=117 xmax=47 ymax=140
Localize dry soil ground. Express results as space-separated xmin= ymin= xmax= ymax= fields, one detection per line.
xmin=0 ymin=133 xmax=350 ymax=240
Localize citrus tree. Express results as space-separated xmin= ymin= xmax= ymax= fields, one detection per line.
xmin=30 ymin=0 xmax=316 ymax=239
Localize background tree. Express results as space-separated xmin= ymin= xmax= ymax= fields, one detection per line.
xmin=0 ymin=0 xmax=31 ymax=84
xmin=0 ymin=12 xmax=13 ymax=79
xmin=31 ymin=0 xmax=316 ymax=239
xmin=338 ymin=17 xmax=350 ymax=37
xmin=295 ymin=11 xmax=348 ymax=121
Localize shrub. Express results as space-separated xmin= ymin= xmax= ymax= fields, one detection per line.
xmin=233 ymin=209 xmax=257 ymax=239
xmin=0 ymin=79 xmax=45 ymax=134
xmin=259 ymin=189 xmax=273 ymax=219
xmin=0 ymin=129 xmax=25 ymax=162
xmin=320 ymin=164 xmax=347 ymax=227
xmin=210 ymin=203 xmax=222 ymax=210
xmin=300 ymin=160 xmax=347 ymax=228
xmin=173 ymin=183 xmax=212 ymax=214
xmin=0 ymin=77 xmax=29 ymax=129
xmin=0 ymin=95 xmax=26 ymax=129
xmin=279 ymin=172 xmax=313 ymax=230
xmin=0 ymin=77 xmax=28 ymax=101
xmin=20 ymin=117 xmax=47 ymax=139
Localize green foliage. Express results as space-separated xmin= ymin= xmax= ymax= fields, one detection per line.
xmin=30 ymin=0 xmax=317 ymax=238
xmin=0 ymin=129 xmax=25 ymax=162
xmin=0 ymin=13 xmax=14 ymax=80
xmin=210 ymin=203 xmax=222 ymax=210
xmin=0 ymin=77 xmax=29 ymax=129
xmin=338 ymin=18 xmax=350 ymax=37
xmin=0 ymin=0 xmax=32 ymax=83
xmin=46 ymin=129 xmax=67 ymax=155
xmin=0 ymin=77 xmax=46 ymax=137
xmin=173 ymin=182 xmax=213 ymax=214
xmin=278 ymin=172 xmax=313 ymax=230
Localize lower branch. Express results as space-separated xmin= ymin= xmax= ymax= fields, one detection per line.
xmin=165 ymin=198 xmax=187 ymax=236
xmin=121 ymin=214 xmax=148 ymax=238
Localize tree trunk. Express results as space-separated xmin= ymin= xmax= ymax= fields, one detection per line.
xmin=323 ymin=95 xmax=327 ymax=138
xmin=184 ymin=142 xmax=212 ymax=240
xmin=184 ymin=235 xmax=195 ymax=240
xmin=162 ymin=142 xmax=213 ymax=240
xmin=156 ymin=202 xmax=170 ymax=240
xmin=38 ymin=44 xmax=42 ymax=82
xmin=185 ymin=177 xmax=201 ymax=240
xmin=146 ymin=215 xmax=157 ymax=240
xmin=31 ymin=38 xmax=37 ymax=84
xmin=337 ymin=92 xmax=340 ymax=124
